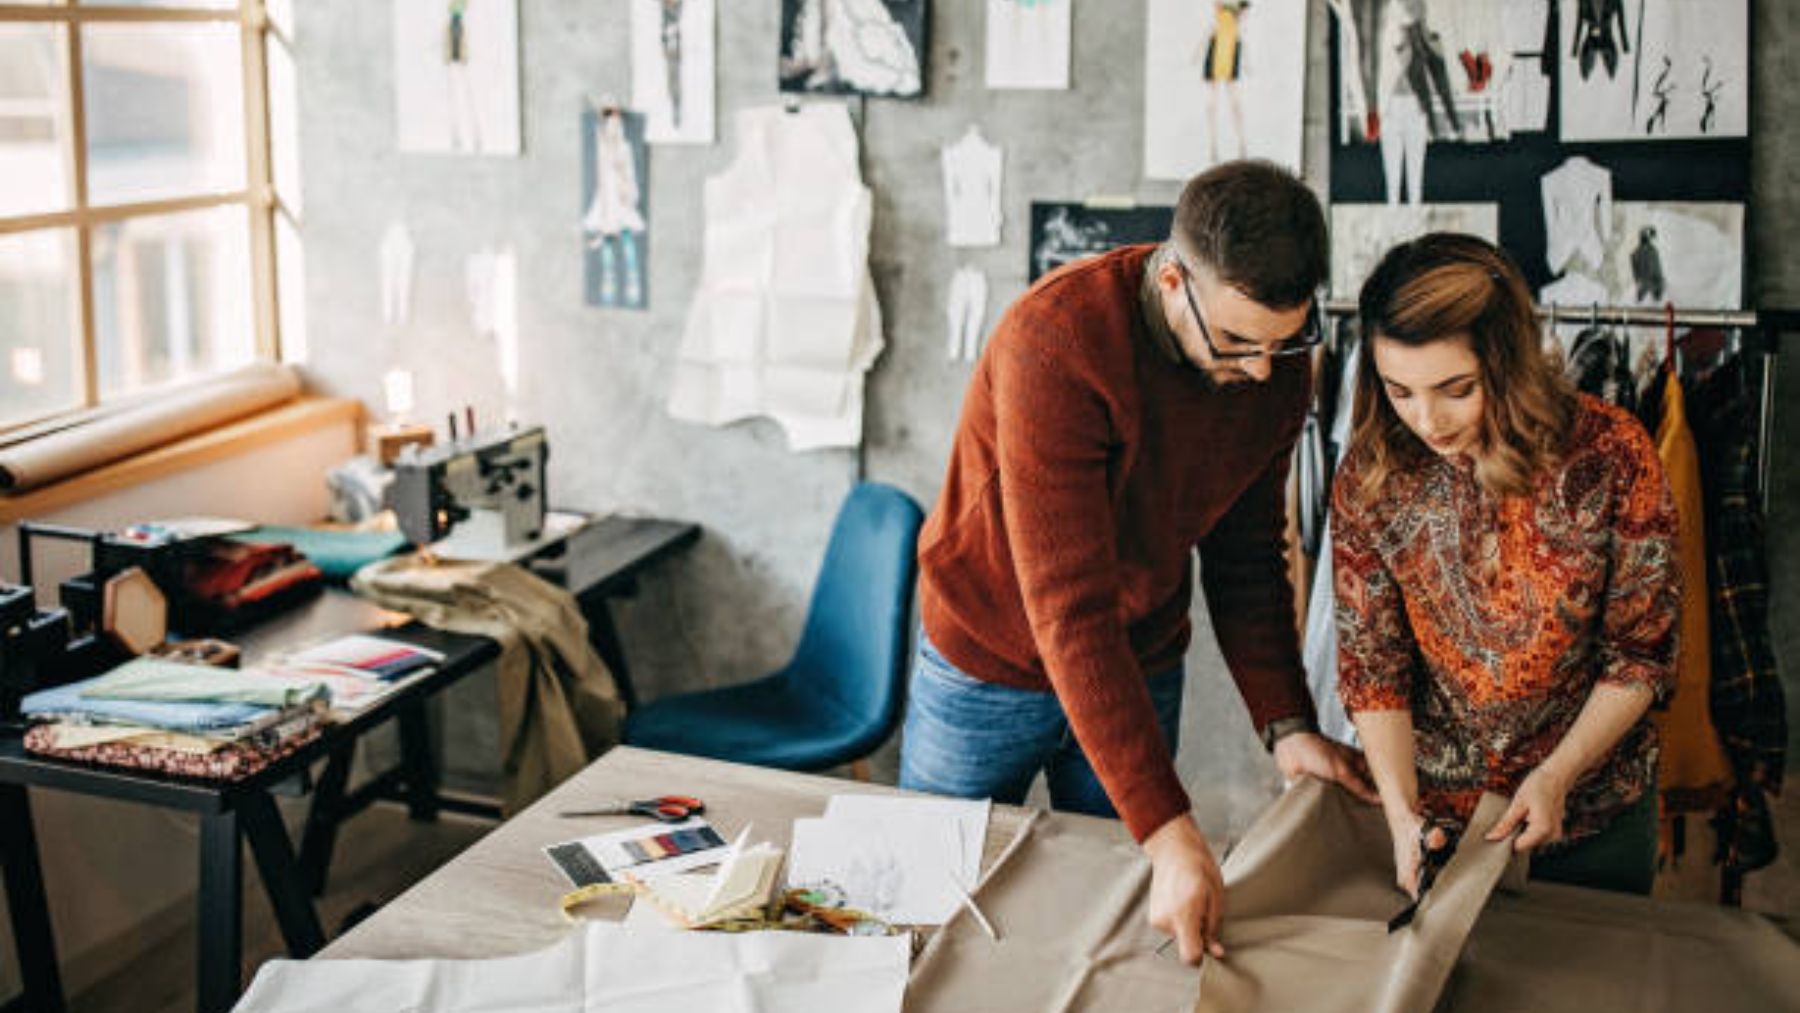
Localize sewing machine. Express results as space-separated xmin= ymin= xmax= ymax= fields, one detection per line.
xmin=390 ymin=426 xmax=554 ymax=561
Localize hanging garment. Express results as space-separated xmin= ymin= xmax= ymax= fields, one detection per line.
xmin=1541 ymin=155 xmax=1613 ymax=275
xmin=944 ymin=265 xmax=988 ymax=363
xmin=1303 ymin=330 xmax=1361 ymax=746
xmin=351 ymin=557 xmax=624 ymax=814
xmin=1538 ymin=270 xmax=1611 ymax=355
xmin=582 ymin=111 xmax=646 ymax=239
xmin=1648 ymin=367 xmax=1733 ymax=818
xmin=941 ymin=125 xmax=1003 ymax=248
xmin=1567 ymin=325 xmax=1638 ymax=414
xmin=379 ymin=222 xmax=415 ymax=326
xmin=668 ymin=103 xmax=885 ymax=451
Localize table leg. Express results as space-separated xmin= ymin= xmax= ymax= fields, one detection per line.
xmin=197 ymin=809 xmax=242 ymax=1013
xmin=396 ymin=701 xmax=440 ymax=822
xmin=239 ymin=792 xmax=325 ymax=957
xmin=585 ymin=598 xmax=638 ymax=711
xmin=298 ymin=743 xmax=355 ymax=895
xmin=0 ymin=783 xmax=65 ymax=1013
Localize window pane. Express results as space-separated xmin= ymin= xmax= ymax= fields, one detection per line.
xmin=0 ymin=24 xmax=74 ymax=217
xmin=91 ymin=205 xmax=254 ymax=400
xmin=82 ymin=23 xmax=246 ymax=207
xmin=266 ymin=29 xmax=301 ymax=216
xmin=274 ymin=209 xmax=305 ymax=364
xmin=267 ymin=0 xmax=296 ymax=39
xmin=0 ymin=229 xmax=82 ymax=428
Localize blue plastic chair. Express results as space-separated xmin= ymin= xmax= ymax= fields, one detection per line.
xmin=622 ymin=482 xmax=924 ymax=772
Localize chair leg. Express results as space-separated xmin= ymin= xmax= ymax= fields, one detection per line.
xmin=850 ymin=759 xmax=872 ymax=782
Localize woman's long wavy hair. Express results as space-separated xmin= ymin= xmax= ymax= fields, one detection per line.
xmin=1349 ymin=233 xmax=1576 ymax=502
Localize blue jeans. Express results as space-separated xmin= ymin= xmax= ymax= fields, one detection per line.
xmin=898 ymin=634 xmax=1185 ymax=819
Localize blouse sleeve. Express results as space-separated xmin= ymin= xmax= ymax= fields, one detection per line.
xmin=1597 ymin=419 xmax=1680 ymax=701
xmin=1332 ymin=454 xmax=1419 ymax=714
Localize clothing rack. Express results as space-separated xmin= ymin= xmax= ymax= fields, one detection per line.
xmin=1322 ymin=300 xmax=1797 ymax=511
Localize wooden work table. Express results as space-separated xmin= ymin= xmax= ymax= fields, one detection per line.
xmin=320 ymin=746 xmax=1049 ymax=961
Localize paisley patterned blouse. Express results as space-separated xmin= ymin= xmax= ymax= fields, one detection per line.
xmin=1334 ymin=394 xmax=1679 ymax=840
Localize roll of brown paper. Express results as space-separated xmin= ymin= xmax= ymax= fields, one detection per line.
xmin=0 ymin=363 xmax=302 ymax=492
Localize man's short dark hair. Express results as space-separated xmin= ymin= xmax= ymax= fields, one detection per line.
xmin=1173 ymin=160 xmax=1329 ymax=309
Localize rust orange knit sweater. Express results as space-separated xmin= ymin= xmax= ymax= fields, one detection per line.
xmin=918 ymin=244 xmax=1317 ymax=842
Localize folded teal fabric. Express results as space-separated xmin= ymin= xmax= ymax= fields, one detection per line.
xmin=232 ymin=526 xmax=409 ymax=582
xmin=77 ymin=658 xmax=325 ymax=708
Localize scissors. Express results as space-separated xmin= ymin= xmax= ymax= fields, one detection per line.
xmin=1387 ymin=818 xmax=1459 ymax=932
xmin=558 ymin=795 xmax=706 ymax=822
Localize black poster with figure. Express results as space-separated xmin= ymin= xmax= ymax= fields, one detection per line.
xmin=778 ymin=0 xmax=928 ymax=98
xmin=1028 ymin=203 xmax=1175 ymax=284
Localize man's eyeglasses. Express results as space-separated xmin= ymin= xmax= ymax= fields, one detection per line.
xmin=1177 ymin=260 xmax=1323 ymax=361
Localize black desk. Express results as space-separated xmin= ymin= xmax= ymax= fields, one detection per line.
xmin=0 ymin=515 xmax=699 ymax=1013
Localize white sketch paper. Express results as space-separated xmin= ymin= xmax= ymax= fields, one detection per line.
xmin=1328 ymin=202 xmax=1498 ymax=299
xmin=942 ymin=126 xmax=1003 ymax=248
xmin=1559 ymin=0 xmax=1747 ymax=142
xmin=985 ymin=0 xmax=1070 ymax=90
xmin=1145 ymin=0 xmax=1305 ymax=179
xmin=946 ymin=266 xmax=988 ymax=363
xmin=632 ymin=0 xmax=716 ymax=145
xmin=788 ymin=795 xmax=988 ymax=925
xmin=392 ymin=0 xmax=520 ymax=156
xmin=235 ymin=921 xmax=911 ymax=1013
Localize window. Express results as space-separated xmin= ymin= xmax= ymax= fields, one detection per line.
xmin=0 ymin=1 xmax=299 ymax=431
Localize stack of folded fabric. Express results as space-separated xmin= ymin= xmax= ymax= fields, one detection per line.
xmin=21 ymin=658 xmax=328 ymax=780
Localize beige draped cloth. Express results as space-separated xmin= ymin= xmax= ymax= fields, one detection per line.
xmin=352 ymin=556 xmax=623 ymax=813
xmin=908 ymin=777 xmax=1798 ymax=1012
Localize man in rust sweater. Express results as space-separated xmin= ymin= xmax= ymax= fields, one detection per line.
xmin=900 ymin=161 xmax=1377 ymax=964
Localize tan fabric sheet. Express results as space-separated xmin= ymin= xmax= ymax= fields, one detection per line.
xmin=351 ymin=556 xmax=623 ymax=813
xmin=0 ymin=362 xmax=301 ymax=491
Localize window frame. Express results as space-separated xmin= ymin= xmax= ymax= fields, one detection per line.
xmin=0 ymin=1 xmax=284 ymax=432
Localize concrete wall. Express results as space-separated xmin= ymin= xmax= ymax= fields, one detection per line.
xmin=289 ymin=1 xmax=1799 ymax=844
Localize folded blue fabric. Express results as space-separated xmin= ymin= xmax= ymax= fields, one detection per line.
xmin=24 ymin=676 xmax=273 ymax=734
xmin=231 ymin=526 xmax=410 ymax=582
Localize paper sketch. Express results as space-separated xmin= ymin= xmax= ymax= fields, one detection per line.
xmin=1027 ymin=202 xmax=1173 ymax=283
xmin=1541 ymin=155 xmax=1613 ymax=276
xmin=632 ymin=0 xmax=716 ymax=144
xmin=392 ymin=0 xmax=520 ymax=155
xmin=787 ymin=795 xmax=988 ymax=925
xmin=1144 ymin=0 xmax=1305 ymax=179
xmin=985 ymin=0 xmax=1070 ymax=90
xmin=582 ymin=108 xmax=651 ymax=310
xmin=1559 ymin=0 xmax=1747 ymax=141
xmin=1540 ymin=202 xmax=1743 ymax=311
xmin=942 ymin=126 xmax=1003 ymax=248
xmin=946 ymin=266 xmax=988 ymax=363
xmin=1328 ymin=202 xmax=1498 ymax=299
xmin=1333 ymin=0 xmax=1530 ymax=150
xmin=779 ymin=0 xmax=927 ymax=99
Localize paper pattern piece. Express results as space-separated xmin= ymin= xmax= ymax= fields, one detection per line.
xmin=1027 ymin=202 xmax=1173 ymax=283
xmin=1559 ymin=0 xmax=1747 ymax=142
xmin=582 ymin=108 xmax=651 ymax=310
xmin=787 ymin=794 xmax=987 ymax=925
xmin=464 ymin=245 xmax=520 ymax=403
xmin=779 ymin=0 xmax=927 ymax=99
xmin=945 ymin=266 xmax=988 ymax=363
xmin=378 ymin=223 xmax=414 ymax=325
xmin=1144 ymin=0 xmax=1305 ymax=179
xmin=234 ymin=921 xmax=910 ymax=1013
xmin=1328 ymin=203 xmax=1498 ymax=299
xmin=632 ymin=0 xmax=716 ymax=145
xmin=668 ymin=104 xmax=885 ymax=451
xmin=1541 ymin=155 xmax=1613 ymax=276
xmin=942 ymin=126 xmax=1002 ymax=248
xmin=392 ymin=0 xmax=520 ymax=155
xmin=985 ymin=0 xmax=1070 ymax=90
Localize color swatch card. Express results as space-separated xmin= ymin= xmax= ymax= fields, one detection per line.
xmin=287 ymin=634 xmax=444 ymax=682
xmin=544 ymin=818 xmax=728 ymax=888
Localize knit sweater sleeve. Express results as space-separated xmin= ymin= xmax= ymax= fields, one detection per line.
xmin=989 ymin=323 xmax=1191 ymax=844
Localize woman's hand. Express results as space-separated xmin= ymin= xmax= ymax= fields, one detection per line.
xmin=1386 ymin=807 xmax=1448 ymax=898
xmin=1486 ymin=764 xmax=1573 ymax=851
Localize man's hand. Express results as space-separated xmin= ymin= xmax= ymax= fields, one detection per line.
xmin=1272 ymin=732 xmax=1380 ymax=804
xmin=1487 ymin=763 xmax=1572 ymax=851
xmin=1142 ymin=815 xmax=1227 ymax=965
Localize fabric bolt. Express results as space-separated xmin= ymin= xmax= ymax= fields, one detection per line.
xmin=667 ymin=103 xmax=884 ymax=451
xmin=78 ymin=659 xmax=325 ymax=709
xmin=898 ymin=633 xmax=1184 ymax=820
xmin=1541 ymin=155 xmax=1613 ymax=275
xmin=941 ymin=126 xmax=1003 ymax=248
xmin=24 ymin=677 xmax=279 ymax=735
xmin=352 ymin=556 xmax=623 ymax=813
xmin=1335 ymin=396 xmax=1679 ymax=840
xmin=944 ymin=265 xmax=988 ymax=362
xmin=1648 ymin=368 xmax=1733 ymax=814
xmin=917 ymin=243 xmax=1315 ymax=843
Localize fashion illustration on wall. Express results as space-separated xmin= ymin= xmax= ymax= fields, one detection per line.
xmin=1559 ymin=0 xmax=1747 ymax=141
xmin=985 ymin=0 xmax=1071 ymax=90
xmin=632 ymin=0 xmax=715 ymax=143
xmin=393 ymin=0 xmax=521 ymax=155
xmin=1144 ymin=0 xmax=1305 ymax=179
xmin=1027 ymin=203 xmax=1173 ymax=283
xmin=779 ymin=0 xmax=927 ymax=98
xmin=581 ymin=107 xmax=651 ymax=310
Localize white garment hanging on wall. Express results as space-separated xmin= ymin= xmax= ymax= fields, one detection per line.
xmin=945 ymin=266 xmax=988 ymax=363
xmin=379 ymin=223 xmax=415 ymax=326
xmin=942 ymin=126 xmax=1004 ymax=248
xmin=583 ymin=111 xmax=646 ymax=238
xmin=1302 ymin=336 xmax=1361 ymax=747
xmin=1541 ymin=155 xmax=1613 ymax=275
xmin=668 ymin=103 xmax=884 ymax=452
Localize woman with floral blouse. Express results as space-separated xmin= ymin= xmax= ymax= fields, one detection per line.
xmin=1335 ymin=233 xmax=1679 ymax=897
